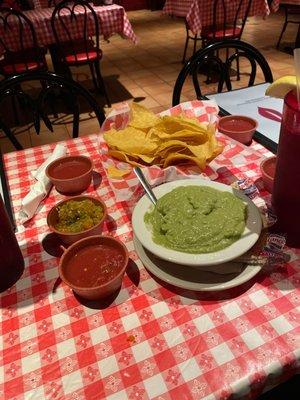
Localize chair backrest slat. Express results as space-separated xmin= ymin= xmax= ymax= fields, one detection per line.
xmin=172 ymin=39 xmax=273 ymax=106
xmin=51 ymin=0 xmax=100 ymax=64
xmin=211 ymin=0 xmax=253 ymax=39
xmin=0 ymin=7 xmax=42 ymax=74
xmin=0 ymin=71 xmax=105 ymax=150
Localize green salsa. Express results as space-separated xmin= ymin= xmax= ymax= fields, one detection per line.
xmin=55 ymin=199 xmax=103 ymax=233
xmin=144 ymin=186 xmax=247 ymax=254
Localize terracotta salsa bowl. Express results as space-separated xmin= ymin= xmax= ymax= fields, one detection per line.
xmin=218 ymin=115 xmax=258 ymax=145
xmin=46 ymin=155 xmax=93 ymax=194
xmin=47 ymin=195 xmax=107 ymax=245
xmin=59 ymin=235 xmax=129 ymax=300
xmin=260 ymin=156 xmax=276 ymax=193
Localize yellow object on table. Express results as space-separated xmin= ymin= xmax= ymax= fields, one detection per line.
xmin=103 ymin=103 xmax=223 ymax=171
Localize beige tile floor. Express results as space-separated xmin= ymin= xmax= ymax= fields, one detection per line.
xmin=0 ymin=7 xmax=297 ymax=153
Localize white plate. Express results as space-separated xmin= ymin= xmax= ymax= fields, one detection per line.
xmin=134 ymin=235 xmax=261 ymax=292
xmin=132 ymin=178 xmax=262 ymax=266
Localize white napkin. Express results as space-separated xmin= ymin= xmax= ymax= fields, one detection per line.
xmin=19 ymin=144 xmax=67 ymax=223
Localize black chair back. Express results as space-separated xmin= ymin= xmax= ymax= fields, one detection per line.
xmin=0 ymin=7 xmax=42 ymax=74
xmin=51 ymin=0 xmax=100 ymax=64
xmin=0 ymin=71 xmax=105 ymax=150
xmin=210 ymin=0 xmax=252 ymax=39
xmin=173 ymin=40 xmax=273 ymax=106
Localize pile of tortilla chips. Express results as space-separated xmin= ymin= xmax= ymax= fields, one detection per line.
xmin=103 ymin=103 xmax=223 ymax=171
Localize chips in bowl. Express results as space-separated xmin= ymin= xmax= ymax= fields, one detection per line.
xmin=103 ymin=103 xmax=223 ymax=171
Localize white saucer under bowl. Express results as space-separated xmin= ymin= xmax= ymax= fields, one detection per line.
xmin=133 ymin=235 xmax=261 ymax=292
xmin=132 ymin=178 xmax=262 ymax=267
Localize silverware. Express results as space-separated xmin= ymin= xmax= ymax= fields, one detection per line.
xmin=134 ymin=167 xmax=157 ymax=206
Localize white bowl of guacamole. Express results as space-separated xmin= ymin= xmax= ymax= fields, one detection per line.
xmin=132 ymin=178 xmax=262 ymax=266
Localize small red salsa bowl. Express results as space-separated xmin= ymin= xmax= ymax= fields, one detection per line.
xmin=46 ymin=155 xmax=93 ymax=194
xmin=47 ymin=195 xmax=107 ymax=245
xmin=260 ymin=156 xmax=276 ymax=193
xmin=218 ymin=115 xmax=258 ymax=145
xmin=59 ymin=235 xmax=129 ymax=300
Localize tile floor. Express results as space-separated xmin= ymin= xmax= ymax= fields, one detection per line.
xmin=0 ymin=7 xmax=297 ymax=153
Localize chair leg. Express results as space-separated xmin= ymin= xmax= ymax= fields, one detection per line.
xmin=12 ymin=95 xmax=20 ymax=127
xmin=182 ymin=33 xmax=190 ymax=64
xmin=94 ymin=60 xmax=111 ymax=108
xmin=236 ymin=48 xmax=240 ymax=81
xmin=89 ymin=63 xmax=98 ymax=91
xmin=277 ymin=21 xmax=288 ymax=49
xmin=193 ymin=34 xmax=197 ymax=56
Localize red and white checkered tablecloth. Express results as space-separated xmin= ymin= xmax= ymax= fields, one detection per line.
xmin=1 ymin=101 xmax=299 ymax=399
xmin=271 ymin=0 xmax=300 ymax=12
xmin=163 ymin=0 xmax=193 ymax=17
xmin=164 ymin=0 xmax=271 ymax=35
xmin=0 ymin=4 xmax=137 ymax=56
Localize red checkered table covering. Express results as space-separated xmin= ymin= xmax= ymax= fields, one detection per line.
xmin=271 ymin=0 xmax=300 ymax=12
xmin=163 ymin=0 xmax=193 ymax=17
xmin=0 ymin=4 xmax=137 ymax=56
xmin=163 ymin=0 xmax=271 ymax=35
xmin=1 ymin=101 xmax=299 ymax=399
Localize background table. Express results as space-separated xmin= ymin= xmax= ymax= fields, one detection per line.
xmin=0 ymin=121 xmax=299 ymax=399
xmin=163 ymin=0 xmax=271 ymax=34
xmin=271 ymin=0 xmax=300 ymax=12
xmin=0 ymin=4 xmax=137 ymax=56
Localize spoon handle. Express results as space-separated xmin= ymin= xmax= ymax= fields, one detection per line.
xmin=134 ymin=167 xmax=157 ymax=206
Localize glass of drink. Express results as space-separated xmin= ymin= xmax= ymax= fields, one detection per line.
xmin=272 ymin=89 xmax=300 ymax=247
xmin=0 ymin=195 xmax=24 ymax=292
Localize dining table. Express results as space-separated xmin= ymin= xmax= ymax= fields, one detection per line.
xmin=0 ymin=3 xmax=137 ymax=57
xmin=0 ymin=99 xmax=299 ymax=399
xmin=163 ymin=0 xmax=272 ymax=35
xmin=271 ymin=0 xmax=300 ymax=48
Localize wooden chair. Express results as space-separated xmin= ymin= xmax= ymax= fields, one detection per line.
xmin=173 ymin=39 xmax=273 ymax=106
xmin=0 ymin=7 xmax=47 ymax=76
xmin=182 ymin=0 xmax=252 ymax=64
xmin=0 ymin=71 xmax=105 ymax=150
xmin=51 ymin=0 xmax=111 ymax=106
xmin=276 ymin=5 xmax=300 ymax=49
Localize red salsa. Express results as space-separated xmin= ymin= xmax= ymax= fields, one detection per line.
xmin=220 ymin=118 xmax=255 ymax=132
xmin=51 ymin=160 xmax=90 ymax=180
xmin=64 ymin=244 xmax=125 ymax=287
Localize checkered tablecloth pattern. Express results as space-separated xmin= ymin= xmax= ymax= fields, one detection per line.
xmin=271 ymin=0 xmax=300 ymax=12
xmin=164 ymin=0 xmax=271 ymax=35
xmin=1 ymin=101 xmax=299 ymax=399
xmin=0 ymin=4 xmax=137 ymax=56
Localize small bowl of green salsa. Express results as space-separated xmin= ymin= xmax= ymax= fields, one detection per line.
xmin=47 ymin=196 xmax=107 ymax=245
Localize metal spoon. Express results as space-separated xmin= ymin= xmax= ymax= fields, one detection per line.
xmin=134 ymin=167 xmax=157 ymax=206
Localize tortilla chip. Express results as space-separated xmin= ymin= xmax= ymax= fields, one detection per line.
xmin=129 ymin=103 xmax=161 ymax=130
xmin=104 ymin=127 xmax=157 ymax=155
xmin=107 ymin=150 xmax=143 ymax=166
xmin=107 ymin=166 xmax=131 ymax=179
xmin=163 ymin=153 xmax=206 ymax=170
xmin=103 ymin=103 xmax=223 ymax=171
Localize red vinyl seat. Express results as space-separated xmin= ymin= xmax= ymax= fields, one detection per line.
xmin=51 ymin=0 xmax=110 ymax=106
xmin=202 ymin=26 xmax=242 ymax=39
xmin=0 ymin=9 xmax=48 ymax=76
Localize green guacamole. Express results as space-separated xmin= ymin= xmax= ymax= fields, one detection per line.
xmin=144 ymin=186 xmax=247 ymax=254
xmin=55 ymin=199 xmax=103 ymax=233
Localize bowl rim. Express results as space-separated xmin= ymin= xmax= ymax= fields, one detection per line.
xmin=132 ymin=179 xmax=262 ymax=266
xmin=218 ymin=115 xmax=258 ymax=134
xmin=260 ymin=156 xmax=277 ymax=180
xmin=47 ymin=195 xmax=107 ymax=237
xmin=59 ymin=235 xmax=129 ymax=292
xmin=46 ymin=155 xmax=93 ymax=182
